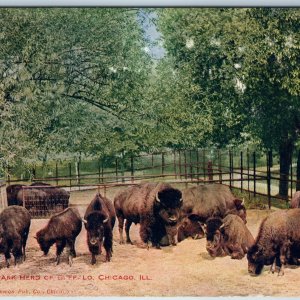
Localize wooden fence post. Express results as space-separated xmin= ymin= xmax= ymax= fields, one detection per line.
xmin=179 ymin=150 xmax=182 ymax=179
xmin=184 ymin=150 xmax=187 ymax=179
xmin=173 ymin=151 xmax=177 ymax=179
xmin=253 ymin=152 xmax=256 ymax=197
xmin=162 ymin=152 xmax=165 ymax=175
xmin=189 ymin=150 xmax=193 ymax=179
xmin=55 ymin=161 xmax=59 ymax=186
xmin=69 ymin=162 xmax=72 ymax=190
xmin=267 ymin=151 xmax=272 ymax=209
xmin=196 ymin=149 xmax=200 ymax=183
xmin=131 ymin=155 xmax=134 ymax=183
xmin=115 ymin=158 xmax=118 ymax=182
xmin=240 ymin=151 xmax=243 ymax=190
xmin=229 ymin=150 xmax=232 ymax=189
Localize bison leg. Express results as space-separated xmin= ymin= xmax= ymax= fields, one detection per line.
xmin=125 ymin=220 xmax=133 ymax=244
xmin=117 ymin=215 xmax=125 ymax=244
xmin=91 ymin=253 xmax=96 ymax=265
xmin=5 ymin=252 xmax=11 ymax=268
xmin=12 ymin=239 xmax=23 ymax=266
xmin=269 ymin=258 xmax=276 ymax=274
xmin=22 ymin=229 xmax=29 ymax=261
xmin=55 ymin=239 xmax=66 ymax=265
xmin=66 ymin=239 xmax=76 ymax=267
xmin=104 ymin=234 xmax=113 ymax=262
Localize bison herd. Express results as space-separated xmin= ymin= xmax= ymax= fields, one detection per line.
xmin=2 ymin=182 xmax=300 ymax=277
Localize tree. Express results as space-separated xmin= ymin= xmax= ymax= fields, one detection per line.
xmin=0 ymin=8 xmax=152 ymax=174
xmin=157 ymin=8 xmax=300 ymax=197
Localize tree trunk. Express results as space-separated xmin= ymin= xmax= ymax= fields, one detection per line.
xmin=279 ymin=140 xmax=293 ymax=198
xmin=296 ymin=150 xmax=300 ymax=191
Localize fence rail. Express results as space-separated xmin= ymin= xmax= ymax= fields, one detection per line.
xmin=4 ymin=149 xmax=300 ymax=208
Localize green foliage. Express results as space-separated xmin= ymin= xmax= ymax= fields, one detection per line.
xmin=0 ymin=8 xmax=152 ymax=173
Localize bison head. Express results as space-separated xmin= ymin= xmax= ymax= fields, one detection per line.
xmin=35 ymin=231 xmax=52 ymax=255
xmin=247 ymin=244 xmax=265 ymax=276
xmin=205 ymin=217 xmax=226 ymax=257
xmin=178 ymin=217 xmax=204 ymax=242
xmin=84 ymin=212 xmax=109 ymax=252
xmin=154 ymin=188 xmax=183 ymax=225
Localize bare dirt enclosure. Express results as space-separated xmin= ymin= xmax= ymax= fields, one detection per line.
xmin=0 ymin=187 xmax=297 ymax=297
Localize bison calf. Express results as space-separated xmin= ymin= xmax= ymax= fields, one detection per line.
xmin=205 ymin=214 xmax=254 ymax=259
xmin=35 ymin=207 xmax=82 ymax=266
xmin=0 ymin=206 xmax=31 ymax=267
xmin=83 ymin=194 xmax=115 ymax=265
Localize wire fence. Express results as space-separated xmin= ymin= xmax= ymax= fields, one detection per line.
xmin=4 ymin=149 xmax=300 ymax=205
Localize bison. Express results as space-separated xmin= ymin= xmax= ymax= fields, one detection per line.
xmin=83 ymin=193 xmax=116 ymax=265
xmin=35 ymin=207 xmax=82 ymax=266
xmin=247 ymin=209 xmax=300 ymax=276
xmin=290 ymin=191 xmax=300 ymax=208
xmin=6 ymin=184 xmax=24 ymax=206
xmin=114 ymin=182 xmax=183 ymax=248
xmin=205 ymin=214 xmax=254 ymax=259
xmin=30 ymin=182 xmax=70 ymax=212
xmin=177 ymin=217 xmax=204 ymax=243
xmin=178 ymin=184 xmax=246 ymax=242
xmin=0 ymin=206 xmax=31 ymax=267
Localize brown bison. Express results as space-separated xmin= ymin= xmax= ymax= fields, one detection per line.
xmin=0 ymin=206 xmax=31 ymax=267
xmin=179 ymin=184 xmax=246 ymax=242
xmin=290 ymin=191 xmax=300 ymax=208
xmin=205 ymin=214 xmax=254 ymax=259
xmin=83 ymin=193 xmax=116 ymax=265
xmin=35 ymin=207 xmax=82 ymax=266
xmin=247 ymin=209 xmax=300 ymax=276
xmin=6 ymin=184 xmax=24 ymax=206
xmin=177 ymin=217 xmax=204 ymax=242
xmin=114 ymin=182 xmax=183 ymax=248
xmin=30 ymin=182 xmax=70 ymax=212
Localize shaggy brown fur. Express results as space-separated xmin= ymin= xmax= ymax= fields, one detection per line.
xmin=0 ymin=206 xmax=31 ymax=267
xmin=247 ymin=209 xmax=300 ymax=276
xmin=179 ymin=184 xmax=246 ymax=242
xmin=36 ymin=207 xmax=82 ymax=266
xmin=114 ymin=182 xmax=182 ymax=248
xmin=206 ymin=214 xmax=254 ymax=259
xmin=84 ymin=194 xmax=115 ymax=265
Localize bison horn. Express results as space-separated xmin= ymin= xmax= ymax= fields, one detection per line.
xmin=155 ymin=192 xmax=161 ymax=203
xmin=179 ymin=198 xmax=183 ymax=203
xmin=219 ymin=224 xmax=225 ymax=230
xmin=82 ymin=218 xmax=87 ymax=224
xmin=33 ymin=236 xmax=37 ymax=240
xmin=103 ymin=217 xmax=109 ymax=224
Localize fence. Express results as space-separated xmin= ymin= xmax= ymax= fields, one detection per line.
xmin=0 ymin=180 xmax=7 ymax=213
xmin=5 ymin=148 xmax=300 ymax=208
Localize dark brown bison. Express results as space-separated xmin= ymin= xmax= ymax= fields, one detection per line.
xmin=0 ymin=206 xmax=31 ymax=267
xmin=6 ymin=184 xmax=24 ymax=206
xmin=114 ymin=182 xmax=183 ymax=248
xmin=83 ymin=193 xmax=116 ymax=265
xmin=30 ymin=182 xmax=70 ymax=212
xmin=177 ymin=217 xmax=205 ymax=242
xmin=179 ymin=184 xmax=246 ymax=242
xmin=205 ymin=214 xmax=254 ymax=259
xmin=35 ymin=207 xmax=82 ymax=266
xmin=247 ymin=209 xmax=300 ymax=276
xmin=16 ymin=188 xmax=48 ymax=215
xmin=290 ymin=191 xmax=300 ymax=208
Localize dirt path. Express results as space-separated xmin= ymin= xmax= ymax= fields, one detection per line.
xmin=0 ymin=192 xmax=298 ymax=296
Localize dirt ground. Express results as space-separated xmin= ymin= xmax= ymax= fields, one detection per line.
xmin=0 ymin=187 xmax=299 ymax=297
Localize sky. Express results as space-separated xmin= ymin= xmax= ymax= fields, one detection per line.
xmin=138 ymin=10 xmax=165 ymax=59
